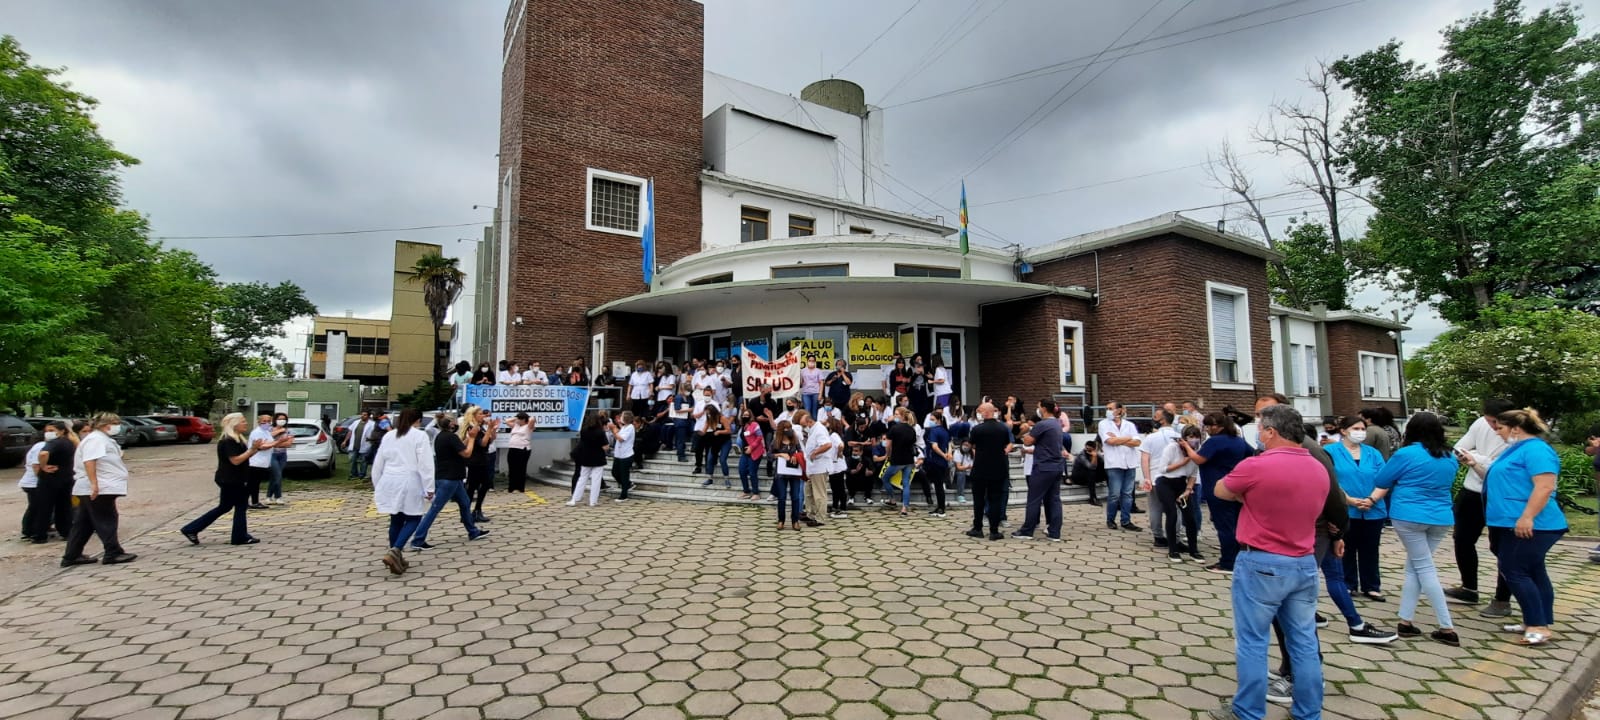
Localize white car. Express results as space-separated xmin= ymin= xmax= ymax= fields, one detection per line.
xmin=283 ymin=419 xmax=336 ymax=479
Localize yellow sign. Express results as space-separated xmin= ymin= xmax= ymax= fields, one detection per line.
xmin=899 ymin=328 xmax=916 ymax=356
xmin=792 ymin=339 xmax=835 ymax=370
xmin=848 ymin=332 xmax=897 ymax=366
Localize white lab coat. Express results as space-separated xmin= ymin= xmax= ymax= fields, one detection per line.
xmin=371 ymin=428 xmax=435 ymax=516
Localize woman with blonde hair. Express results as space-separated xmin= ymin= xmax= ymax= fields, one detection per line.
xmin=1463 ymin=408 xmax=1567 ymax=646
xmin=372 ymin=408 xmax=435 ymax=575
xmin=182 ymin=413 xmax=272 ymax=546
xmin=62 ymin=413 xmax=136 ymax=567
xmin=459 ymin=406 xmax=499 ymax=523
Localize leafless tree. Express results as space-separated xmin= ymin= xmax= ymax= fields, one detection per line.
xmin=1252 ymin=61 xmax=1347 ymax=255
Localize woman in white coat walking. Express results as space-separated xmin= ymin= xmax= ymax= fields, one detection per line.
xmin=372 ymin=408 xmax=435 ymax=575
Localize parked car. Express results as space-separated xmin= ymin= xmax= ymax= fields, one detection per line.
xmin=0 ymin=414 xmax=42 ymax=468
xmin=117 ymin=416 xmax=178 ymax=446
xmin=283 ymin=419 xmax=336 ymax=478
xmin=25 ymin=417 xmax=77 ymax=433
xmin=154 ymin=415 xmax=214 ymax=444
xmin=331 ymin=415 xmax=361 ymax=449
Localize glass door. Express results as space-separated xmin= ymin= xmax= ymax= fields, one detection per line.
xmin=929 ymin=327 xmax=964 ymax=402
xmin=658 ymin=336 xmax=688 ymax=366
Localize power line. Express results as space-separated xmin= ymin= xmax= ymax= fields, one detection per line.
xmin=970 ymin=151 xmax=1269 ymax=208
xmin=925 ymin=0 xmax=1173 ymax=208
xmin=883 ymin=0 xmax=1015 ymax=101
xmin=878 ymin=0 xmax=989 ymax=103
xmin=834 ymin=0 xmax=925 ymax=76
xmin=883 ymin=0 xmax=1365 ymax=111
xmin=152 ymin=221 xmax=489 ymax=241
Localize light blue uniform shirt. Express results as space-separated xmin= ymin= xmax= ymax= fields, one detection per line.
xmin=1329 ymin=441 xmax=1387 ymax=520
xmin=1485 ymin=438 xmax=1567 ymax=531
xmin=1373 ymin=444 xmax=1458 ymax=526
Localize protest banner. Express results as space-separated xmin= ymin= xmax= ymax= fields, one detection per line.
xmin=847 ymin=332 xmax=897 ymax=366
xmin=461 ymin=384 xmax=590 ymax=430
xmin=791 ymin=339 xmax=835 ymax=370
xmin=741 ymin=344 xmax=802 ymax=398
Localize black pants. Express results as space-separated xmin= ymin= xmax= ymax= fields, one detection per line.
xmin=829 ymin=472 xmax=848 ymax=512
xmin=1156 ymin=477 xmax=1199 ymax=554
xmin=63 ymin=495 xmax=124 ymax=560
xmin=970 ymin=474 xmax=1006 ymax=533
xmin=467 ymin=463 xmax=493 ymax=517
xmin=21 ymin=487 xmax=37 ymax=538
xmin=614 ymin=456 xmax=634 ymax=500
xmin=181 ymin=483 xmax=251 ymax=544
xmin=1454 ymin=488 xmax=1511 ymax=600
xmin=630 ymin=398 xmax=650 ymax=419
xmin=1343 ymin=517 xmax=1385 ymax=594
xmin=1486 ymin=527 xmax=1513 ymax=602
xmin=920 ymin=464 xmax=947 ymax=513
xmin=248 ymin=465 xmax=269 ymax=505
xmin=507 ymin=448 xmax=531 ymax=492
xmin=692 ymin=433 xmax=706 ymax=470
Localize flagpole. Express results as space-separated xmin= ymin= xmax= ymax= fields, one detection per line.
xmin=959 ymin=179 xmax=972 ymax=280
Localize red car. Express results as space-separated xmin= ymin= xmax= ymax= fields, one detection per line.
xmin=156 ymin=416 xmax=215 ymax=444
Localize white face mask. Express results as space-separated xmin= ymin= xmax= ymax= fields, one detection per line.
xmin=107 ymin=425 xmax=122 ymax=436
xmin=1347 ymin=429 xmax=1368 ymax=444
xmin=44 ymin=431 xmax=58 ymax=441
xmin=275 ymin=419 xmax=286 ymax=427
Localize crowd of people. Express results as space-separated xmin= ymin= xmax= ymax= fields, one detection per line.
xmin=14 ymin=348 xmax=1595 ymax=719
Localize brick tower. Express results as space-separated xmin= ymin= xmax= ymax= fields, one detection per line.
xmin=492 ymin=0 xmax=704 ymax=367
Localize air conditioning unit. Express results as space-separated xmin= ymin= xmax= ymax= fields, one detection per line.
xmin=236 ymin=397 xmax=252 ymax=408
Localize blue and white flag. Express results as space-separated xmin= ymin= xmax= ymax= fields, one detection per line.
xmin=641 ymin=179 xmax=655 ymax=286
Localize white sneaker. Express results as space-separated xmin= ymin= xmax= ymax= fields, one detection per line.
xmin=566 ymin=501 xmax=577 ymax=506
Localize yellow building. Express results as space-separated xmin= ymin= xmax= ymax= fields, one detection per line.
xmin=309 ymin=241 xmax=452 ymax=404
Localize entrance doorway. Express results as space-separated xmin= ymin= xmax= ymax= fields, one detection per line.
xmin=929 ymin=327 xmax=965 ymax=403
xmin=658 ymin=336 xmax=688 ymax=366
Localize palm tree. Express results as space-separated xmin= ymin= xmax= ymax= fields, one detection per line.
xmin=408 ymin=252 xmax=465 ymax=383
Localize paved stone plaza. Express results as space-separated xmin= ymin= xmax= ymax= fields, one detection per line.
xmin=0 ymin=488 xmax=1596 ymax=720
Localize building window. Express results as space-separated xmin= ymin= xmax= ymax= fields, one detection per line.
xmin=1303 ymin=345 xmax=1320 ymax=396
xmin=740 ymin=206 xmax=770 ymax=243
xmin=585 ymin=168 xmax=645 ymax=236
xmin=376 ymin=338 xmax=390 ymax=356
xmin=688 ymin=273 xmax=733 ymax=286
xmin=894 ymin=264 xmax=961 ymax=278
xmin=313 ymin=333 xmax=328 ymax=352
xmin=849 ymin=226 xmax=873 ymax=234
xmin=1206 ymin=281 xmax=1253 ymax=387
xmin=788 ymin=215 xmax=815 ymax=237
xmin=1288 ymin=343 xmax=1319 ymax=396
xmin=771 ymin=264 xmax=848 ymax=279
xmin=1360 ymin=351 xmax=1401 ymax=400
xmin=1058 ymin=320 xmax=1085 ymax=390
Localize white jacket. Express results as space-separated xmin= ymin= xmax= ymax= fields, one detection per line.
xmin=371 ymin=428 xmax=435 ymax=516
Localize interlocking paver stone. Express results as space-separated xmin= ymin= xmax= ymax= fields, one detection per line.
xmin=1 ymin=487 xmax=1596 ymax=720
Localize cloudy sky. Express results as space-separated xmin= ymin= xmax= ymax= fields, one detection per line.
xmin=5 ymin=0 xmax=1589 ymax=359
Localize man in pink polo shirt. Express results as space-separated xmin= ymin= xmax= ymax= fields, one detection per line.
xmin=1209 ymin=404 xmax=1327 ymax=720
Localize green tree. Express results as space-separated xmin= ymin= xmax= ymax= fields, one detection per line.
xmin=1409 ymin=303 xmax=1600 ymax=422
xmin=0 ymin=206 xmax=111 ymax=406
xmin=1267 ymin=220 xmax=1350 ymax=310
xmin=198 ymin=281 xmax=319 ymax=410
xmin=408 ymin=252 xmax=464 ymax=383
xmin=1332 ymin=1 xmax=1600 ymax=324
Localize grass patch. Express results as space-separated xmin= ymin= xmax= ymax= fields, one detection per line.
xmin=282 ymin=461 xmax=369 ymax=494
xmin=1563 ymin=494 xmax=1598 ymax=537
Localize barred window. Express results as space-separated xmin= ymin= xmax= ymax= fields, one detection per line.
xmin=585 ymin=169 xmax=645 ymax=236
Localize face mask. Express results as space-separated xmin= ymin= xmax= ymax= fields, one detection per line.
xmin=1187 ymin=439 xmax=1201 ymax=449
xmin=275 ymin=419 xmax=286 ymax=427
xmin=44 ymin=431 xmax=58 ymax=441
xmin=1347 ymin=430 xmax=1368 ymax=443
xmin=108 ymin=425 xmax=122 ymax=435
xmin=480 ymin=366 xmax=488 ymax=372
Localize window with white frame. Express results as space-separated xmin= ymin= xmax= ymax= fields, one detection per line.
xmin=1287 ymin=343 xmax=1321 ymax=396
xmin=1057 ymin=320 xmax=1085 ymax=390
xmin=585 ymin=168 xmax=644 ymax=236
xmin=1303 ymin=345 xmax=1320 ymax=396
xmin=1206 ymin=282 xmax=1253 ymax=387
xmin=1360 ymin=352 xmax=1401 ymax=400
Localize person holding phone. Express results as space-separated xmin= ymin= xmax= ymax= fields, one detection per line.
xmin=460 ymin=407 xmax=498 ymax=523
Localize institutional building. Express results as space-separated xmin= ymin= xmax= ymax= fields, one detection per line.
xmin=481 ymin=0 xmax=1404 ymax=422
xmin=309 ymin=240 xmax=452 ymax=405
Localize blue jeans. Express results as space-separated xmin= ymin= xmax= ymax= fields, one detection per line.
xmin=268 ymin=452 xmax=287 ymax=499
xmin=673 ymin=419 xmax=691 ymax=461
xmin=1104 ymin=467 xmax=1135 ymax=525
xmin=1204 ymin=479 xmax=1242 ymax=570
xmin=802 ymin=393 xmax=819 ymax=417
xmin=412 ymin=478 xmax=477 ymax=545
xmin=349 ymin=451 xmax=369 ymax=479
xmin=1319 ymin=543 xmax=1363 ymax=628
xmin=882 ymin=464 xmax=914 ymax=507
xmin=1392 ymin=520 xmax=1453 ymax=628
xmin=739 ymin=454 xmax=762 ymax=495
xmin=1232 ymin=550 xmax=1323 ymax=720
xmin=774 ymin=475 xmax=805 ymax=523
xmin=1018 ymin=468 xmax=1063 ymax=539
xmin=1497 ymin=528 xmax=1565 ymax=627
xmin=707 ymin=438 xmax=732 ymax=479
xmin=387 ymin=513 xmax=421 ymax=550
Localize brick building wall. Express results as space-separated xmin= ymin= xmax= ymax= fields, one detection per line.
xmin=1022 ymin=233 xmax=1275 ymax=413
xmin=591 ymin=311 xmax=679 ymax=371
xmin=1324 ymin=320 xmax=1403 ymax=418
xmin=498 ymin=0 xmax=704 ymax=366
xmin=979 ymin=295 xmax=1094 ymax=408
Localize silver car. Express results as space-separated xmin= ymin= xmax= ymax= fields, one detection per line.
xmin=119 ymin=416 xmax=178 ymax=446
xmin=282 ymin=419 xmax=336 ymax=478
